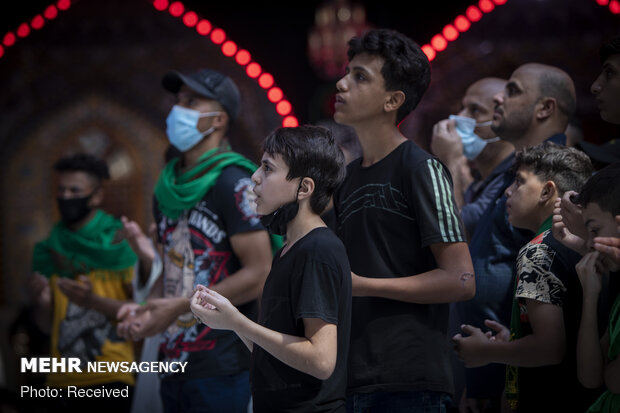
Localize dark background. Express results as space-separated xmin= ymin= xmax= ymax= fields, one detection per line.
xmin=0 ymin=1 xmax=619 ymax=410
xmin=0 ymin=0 xmax=478 ymax=122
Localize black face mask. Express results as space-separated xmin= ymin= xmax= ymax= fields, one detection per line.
xmin=259 ymin=180 xmax=303 ymax=236
xmin=259 ymin=201 xmax=299 ymax=236
xmin=57 ymin=195 xmax=93 ymax=225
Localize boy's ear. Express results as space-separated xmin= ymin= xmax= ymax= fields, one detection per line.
xmin=384 ymin=90 xmax=406 ymax=114
xmin=297 ymin=177 xmax=315 ymax=202
xmin=539 ymin=180 xmax=557 ymax=203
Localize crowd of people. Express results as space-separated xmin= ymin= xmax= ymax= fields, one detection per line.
xmin=15 ymin=27 xmax=620 ymax=413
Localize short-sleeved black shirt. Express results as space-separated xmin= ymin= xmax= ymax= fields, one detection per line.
xmin=251 ymin=227 xmax=352 ymax=412
xmin=154 ymin=166 xmax=265 ymax=380
xmin=333 ymin=140 xmax=466 ymax=395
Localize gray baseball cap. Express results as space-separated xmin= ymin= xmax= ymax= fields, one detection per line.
xmin=162 ymin=68 xmax=241 ymax=121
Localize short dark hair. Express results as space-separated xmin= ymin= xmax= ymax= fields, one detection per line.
xmin=576 ymin=162 xmax=620 ymax=216
xmin=347 ymin=28 xmax=431 ymax=124
xmin=600 ymin=35 xmax=620 ymax=63
xmin=53 ymin=153 xmax=110 ymax=184
xmin=514 ymin=142 xmax=593 ymax=195
xmin=263 ymin=126 xmax=346 ymax=215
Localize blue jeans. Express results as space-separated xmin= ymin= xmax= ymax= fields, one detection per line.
xmin=160 ymin=371 xmax=250 ymax=413
xmin=346 ymin=390 xmax=451 ymax=413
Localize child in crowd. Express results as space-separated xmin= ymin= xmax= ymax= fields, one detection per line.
xmin=453 ymin=142 xmax=599 ymax=412
xmin=190 ymin=125 xmax=352 ymax=413
xmin=572 ymin=164 xmax=620 ymax=413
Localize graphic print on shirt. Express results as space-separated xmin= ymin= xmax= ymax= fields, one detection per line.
xmin=234 ymin=177 xmax=261 ymax=226
xmin=337 ymin=159 xmax=463 ymax=243
xmin=337 ymin=182 xmax=412 ymax=228
xmin=58 ymin=301 xmax=118 ymax=368
xmin=160 ymin=208 xmax=231 ymax=366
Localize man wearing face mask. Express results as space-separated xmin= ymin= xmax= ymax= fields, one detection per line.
xmin=431 ymin=77 xmax=514 ymax=238
xmin=115 ymin=68 xmax=274 ymax=413
xmin=29 ymin=153 xmax=137 ymax=412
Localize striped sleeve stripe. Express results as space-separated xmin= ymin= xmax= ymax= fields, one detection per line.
xmin=427 ymin=159 xmax=464 ymax=243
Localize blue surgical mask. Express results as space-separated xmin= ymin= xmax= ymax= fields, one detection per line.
xmin=449 ymin=115 xmax=500 ymax=160
xmin=166 ymin=105 xmax=221 ymax=152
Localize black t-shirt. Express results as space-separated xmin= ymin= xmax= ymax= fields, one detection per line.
xmin=154 ymin=165 xmax=265 ymax=380
xmin=251 ymin=227 xmax=352 ymax=413
xmin=333 ymin=140 xmax=465 ymax=395
xmin=507 ymin=230 xmax=601 ymax=412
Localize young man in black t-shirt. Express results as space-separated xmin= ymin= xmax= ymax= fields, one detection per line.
xmin=332 ymin=28 xmax=475 ymax=411
xmin=191 ymin=126 xmax=352 ymax=412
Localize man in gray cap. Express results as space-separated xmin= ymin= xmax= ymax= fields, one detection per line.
xmin=117 ymin=68 xmax=273 ymax=413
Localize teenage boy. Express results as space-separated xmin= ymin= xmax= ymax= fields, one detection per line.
xmin=453 ymin=142 xmax=599 ymax=412
xmin=572 ymin=165 xmax=620 ymax=413
xmin=190 ymin=126 xmax=352 ymax=412
xmin=332 ymin=28 xmax=475 ymax=410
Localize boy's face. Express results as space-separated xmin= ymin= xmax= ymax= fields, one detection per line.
xmin=591 ymin=54 xmax=620 ymax=124
xmin=583 ymin=202 xmax=619 ymax=250
xmin=505 ymin=166 xmax=547 ymax=232
xmin=334 ymin=53 xmax=390 ymax=126
xmin=583 ymin=202 xmax=620 ymax=272
xmin=251 ymin=152 xmax=299 ymax=215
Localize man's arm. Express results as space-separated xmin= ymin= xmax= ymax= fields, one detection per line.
xmin=431 ymin=119 xmax=472 ymax=209
xmin=191 ymin=289 xmax=337 ymax=380
xmin=116 ymin=229 xmax=271 ymax=340
xmin=29 ymin=272 xmax=52 ymax=334
xmin=453 ymin=299 xmax=565 ymax=368
xmin=209 ymin=230 xmax=272 ymax=306
xmin=351 ymin=241 xmax=475 ymax=303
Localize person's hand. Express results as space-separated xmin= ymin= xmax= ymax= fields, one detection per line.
xmin=29 ymin=272 xmax=51 ymax=308
xmin=116 ymin=297 xmax=187 ymax=340
xmin=120 ymin=216 xmax=156 ymax=263
xmin=116 ymin=302 xmax=148 ymax=341
xmin=552 ymin=196 xmax=586 ymax=255
xmin=483 ymin=319 xmax=510 ymax=343
xmin=431 ymin=118 xmax=464 ymax=162
xmin=576 ymin=251 xmax=605 ymax=299
xmin=452 ymin=323 xmax=495 ymax=368
xmin=561 ymin=191 xmax=588 ymax=238
xmin=56 ymin=275 xmax=92 ymax=307
xmin=190 ymin=288 xmax=242 ymax=331
xmin=593 ymin=215 xmax=620 ymax=268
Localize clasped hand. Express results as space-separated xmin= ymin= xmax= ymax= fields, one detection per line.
xmin=452 ymin=319 xmax=510 ymax=368
xmin=189 ymin=285 xmax=240 ymax=331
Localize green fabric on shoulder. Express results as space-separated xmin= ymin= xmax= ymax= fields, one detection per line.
xmin=32 ymin=210 xmax=137 ymax=278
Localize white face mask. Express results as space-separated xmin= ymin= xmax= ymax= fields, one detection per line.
xmin=166 ymin=105 xmax=221 ymax=152
xmin=450 ymin=115 xmax=500 ymax=160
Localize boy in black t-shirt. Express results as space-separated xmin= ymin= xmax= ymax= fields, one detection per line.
xmin=190 ymin=126 xmax=352 ymax=412
xmin=332 ymin=28 xmax=475 ymax=411
xmin=453 ymin=142 xmax=599 ymax=412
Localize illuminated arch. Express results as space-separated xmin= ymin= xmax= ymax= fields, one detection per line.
xmin=421 ymin=0 xmax=619 ymax=61
xmin=2 ymin=0 xmax=618 ymax=120
xmin=0 ymin=0 xmax=299 ymax=128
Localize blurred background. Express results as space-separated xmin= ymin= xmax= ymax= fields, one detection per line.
xmin=0 ymin=0 xmax=619 ymax=398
